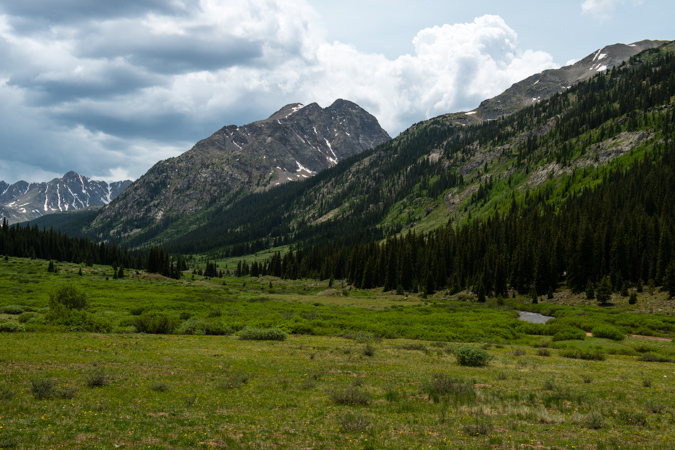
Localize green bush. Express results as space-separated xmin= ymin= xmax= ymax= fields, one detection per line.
xmin=1 ymin=305 xmax=25 ymax=315
xmin=454 ymin=346 xmax=491 ymax=367
xmin=616 ymin=409 xmax=648 ymax=426
xmin=337 ymin=413 xmax=371 ymax=433
xmin=581 ymin=411 xmax=604 ymax=429
xmin=49 ymin=285 xmax=88 ymax=310
xmin=637 ymin=352 xmax=673 ymax=363
xmin=238 ymin=326 xmax=287 ymax=341
xmin=133 ymin=312 xmax=178 ymax=334
xmin=559 ymin=348 xmax=606 ymax=361
xmin=421 ymin=373 xmax=476 ymax=404
xmin=177 ymin=317 xmax=233 ymax=336
xmin=18 ymin=311 xmax=40 ymax=323
xmin=462 ymin=417 xmax=493 ymax=436
xmin=44 ymin=309 xmax=112 ymax=333
xmin=85 ymin=368 xmax=110 ymax=387
xmin=0 ymin=319 xmax=25 ymax=332
xmin=329 ymin=387 xmax=370 ymax=406
xmin=591 ymin=325 xmax=625 ymax=341
xmin=552 ymin=327 xmax=586 ymax=342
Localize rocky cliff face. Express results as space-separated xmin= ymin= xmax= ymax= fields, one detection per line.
xmin=454 ymin=40 xmax=669 ymax=122
xmin=0 ymin=172 xmax=131 ymax=224
xmin=91 ymin=99 xmax=390 ymax=234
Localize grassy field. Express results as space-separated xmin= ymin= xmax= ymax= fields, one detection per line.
xmin=2 ymin=256 xmax=675 ymax=449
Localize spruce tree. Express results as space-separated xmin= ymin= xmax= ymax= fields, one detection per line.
xmin=585 ymin=279 xmax=595 ymax=300
xmin=596 ymin=277 xmax=613 ymax=305
xmin=663 ymin=262 xmax=675 ymax=299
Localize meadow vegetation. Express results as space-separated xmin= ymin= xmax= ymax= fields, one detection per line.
xmin=1 ymin=256 xmax=675 ymax=448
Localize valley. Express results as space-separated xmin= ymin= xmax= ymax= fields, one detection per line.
xmin=1 ymin=256 xmax=675 ymax=449
xmin=2 ymin=40 xmax=675 ymax=450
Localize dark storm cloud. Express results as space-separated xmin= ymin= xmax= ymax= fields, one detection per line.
xmin=76 ymin=30 xmax=264 ymax=75
xmin=8 ymin=65 xmax=162 ymax=105
xmin=53 ymin=108 xmax=201 ymax=142
xmin=0 ymin=0 xmax=196 ymax=24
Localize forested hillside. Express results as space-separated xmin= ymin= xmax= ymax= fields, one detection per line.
xmin=153 ymin=43 xmax=674 ymax=261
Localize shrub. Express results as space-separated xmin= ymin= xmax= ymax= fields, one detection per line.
xmin=343 ymin=330 xmax=377 ymax=343
xmin=559 ymin=348 xmax=606 ymax=361
xmin=637 ymin=352 xmax=673 ymax=363
xmin=45 ymin=309 xmax=113 ymax=333
xmin=208 ymin=309 xmax=222 ymax=317
xmin=0 ymin=319 xmax=25 ymax=332
xmin=552 ymin=327 xmax=586 ymax=342
xmin=0 ymin=386 xmax=16 ymax=400
xmin=218 ymin=373 xmax=250 ymax=390
xmin=329 ymin=387 xmax=370 ymax=406
xmin=462 ymin=417 xmax=493 ymax=436
xmin=421 ymin=373 xmax=476 ymax=405
xmin=537 ymin=348 xmax=551 ymax=357
xmin=49 ymin=285 xmax=88 ymax=310
xmin=582 ymin=411 xmax=604 ymax=429
xmin=454 ymin=346 xmax=491 ymax=367
xmin=129 ymin=306 xmax=147 ymax=316
xmin=385 ymin=388 xmax=400 ymax=402
xmin=1 ymin=305 xmax=25 ymax=315
xmin=177 ymin=318 xmax=233 ymax=336
xmin=591 ymin=325 xmax=625 ymax=341
xmin=133 ymin=312 xmax=178 ymax=334
xmin=85 ymin=368 xmax=110 ymax=387
xmin=337 ymin=413 xmax=371 ymax=433
xmin=31 ymin=377 xmax=56 ymax=399
xmin=616 ymin=409 xmax=648 ymax=426
xmin=363 ymin=343 xmax=376 ymax=357
xmin=238 ymin=327 xmax=287 ymax=341
xmin=56 ymin=386 xmax=78 ymax=399
xmin=18 ymin=312 xmax=39 ymax=323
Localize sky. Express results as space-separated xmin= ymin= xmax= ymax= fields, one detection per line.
xmin=0 ymin=0 xmax=672 ymax=184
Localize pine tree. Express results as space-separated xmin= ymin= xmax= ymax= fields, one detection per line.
xmin=663 ymin=262 xmax=675 ymax=299
xmin=629 ymin=292 xmax=638 ymax=305
xmin=425 ymin=272 xmax=435 ymax=296
xmin=596 ymin=277 xmax=613 ymax=305
xmin=585 ymin=279 xmax=595 ymax=300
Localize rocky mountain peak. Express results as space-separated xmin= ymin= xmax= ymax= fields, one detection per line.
xmin=90 ymin=99 xmax=391 ymax=236
xmin=457 ymin=39 xmax=670 ymax=122
xmin=0 ymin=172 xmax=132 ymax=224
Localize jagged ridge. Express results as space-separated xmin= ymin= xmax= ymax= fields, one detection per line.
xmin=89 ymin=99 xmax=390 ymax=238
xmin=0 ymin=172 xmax=131 ymax=224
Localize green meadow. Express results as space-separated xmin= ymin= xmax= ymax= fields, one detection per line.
xmin=2 ymin=256 xmax=675 ymax=449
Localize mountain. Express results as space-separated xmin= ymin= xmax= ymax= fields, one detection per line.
xmin=0 ymin=172 xmax=132 ymax=224
xmin=35 ymin=40 xmax=673 ymax=255
xmin=147 ymin=40 xmax=674 ymax=256
xmin=454 ymin=39 xmax=669 ymax=123
xmin=88 ymin=99 xmax=390 ymax=239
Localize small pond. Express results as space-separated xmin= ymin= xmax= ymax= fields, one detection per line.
xmin=517 ymin=311 xmax=554 ymax=324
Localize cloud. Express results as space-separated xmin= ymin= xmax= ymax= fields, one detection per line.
xmin=0 ymin=1 xmax=556 ymax=183
xmin=581 ymin=0 xmax=644 ymax=19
